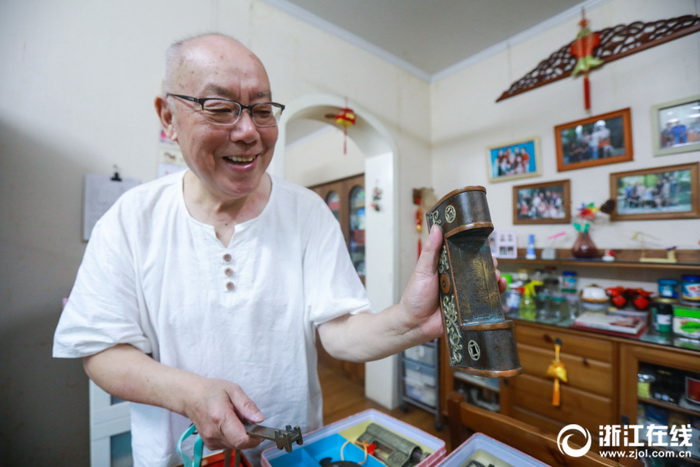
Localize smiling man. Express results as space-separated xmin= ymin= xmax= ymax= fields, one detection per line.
xmin=54 ymin=33 xmax=502 ymax=466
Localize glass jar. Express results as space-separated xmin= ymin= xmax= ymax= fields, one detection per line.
xmin=561 ymin=271 xmax=578 ymax=294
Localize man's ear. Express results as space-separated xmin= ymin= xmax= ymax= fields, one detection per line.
xmin=154 ymin=96 xmax=178 ymax=142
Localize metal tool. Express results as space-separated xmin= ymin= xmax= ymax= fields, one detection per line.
xmin=245 ymin=423 xmax=304 ymax=453
xmin=426 ymin=186 xmax=522 ymax=377
xmin=177 ymin=422 xmax=303 ymax=467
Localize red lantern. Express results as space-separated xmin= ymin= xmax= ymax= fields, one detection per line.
xmin=334 ymin=107 xmax=356 ymax=154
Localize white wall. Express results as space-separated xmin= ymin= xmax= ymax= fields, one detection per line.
xmin=431 ymin=0 xmax=700 ymax=291
xmin=0 ymin=1 xmax=429 ymax=465
xmin=285 ymin=125 xmax=365 ymax=187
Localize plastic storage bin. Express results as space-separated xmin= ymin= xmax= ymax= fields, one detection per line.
xmin=261 ymin=409 xmax=446 ymax=467
xmin=440 ymin=433 xmax=547 ymax=466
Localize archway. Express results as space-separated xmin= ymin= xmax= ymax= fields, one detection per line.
xmin=270 ymin=94 xmax=401 ymax=408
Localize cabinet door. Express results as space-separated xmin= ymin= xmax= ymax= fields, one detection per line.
xmin=348 ymin=184 xmax=366 ymax=282
xmin=619 ymin=343 xmax=700 ymax=460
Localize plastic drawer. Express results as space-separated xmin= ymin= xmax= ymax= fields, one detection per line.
xmin=404 ymin=377 xmax=436 ymax=408
xmin=404 ymin=344 xmax=437 ymax=366
xmin=404 ymin=359 xmax=436 ymax=386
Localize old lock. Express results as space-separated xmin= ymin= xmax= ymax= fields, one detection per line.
xmin=426 ymin=186 xmax=522 ymax=377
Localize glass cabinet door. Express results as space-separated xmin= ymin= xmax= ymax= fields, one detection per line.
xmin=325 ymin=191 xmax=341 ymax=221
xmin=348 ymin=185 xmax=366 ymax=281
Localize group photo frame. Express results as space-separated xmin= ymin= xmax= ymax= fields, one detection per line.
xmin=651 ymin=94 xmax=700 ymax=157
xmin=609 ymin=162 xmax=699 ymax=221
xmin=486 ymin=137 xmax=541 ymax=183
xmin=555 ymin=108 xmax=633 ymax=172
xmin=512 ymin=179 xmax=571 ymax=225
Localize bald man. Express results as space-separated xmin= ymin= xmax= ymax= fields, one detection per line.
xmin=54 ymin=33 xmax=502 ymax=466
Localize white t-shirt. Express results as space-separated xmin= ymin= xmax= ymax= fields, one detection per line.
xmin=53 ymin=171 xmax=371 ymax=466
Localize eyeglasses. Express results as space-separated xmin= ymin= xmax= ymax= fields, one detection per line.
xmin=166 ymin=93 xmax=285 ymax=127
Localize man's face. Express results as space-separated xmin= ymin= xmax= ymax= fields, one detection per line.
xmin=167 ymin=38 xmax=278 ymax=201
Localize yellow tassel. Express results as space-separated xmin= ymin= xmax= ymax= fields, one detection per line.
xmin=553 ymin=379 xmax=561 ymax=406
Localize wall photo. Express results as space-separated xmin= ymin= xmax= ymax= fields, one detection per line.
xmin=486 ymin=137 xmax=541 ymax=182
xmin=512 ymin=179 xmax=571 ymax=224
xmin=651 ymin=94 xmax=700 ymax=157
xmin=555 ymin=108 xmax=633 ymax=172
xmin=610 ymin=162 xmax=699 ymax=221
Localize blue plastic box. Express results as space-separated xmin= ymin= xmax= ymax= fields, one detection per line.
xmin=261 ymin=409 xmax=446 ymax=467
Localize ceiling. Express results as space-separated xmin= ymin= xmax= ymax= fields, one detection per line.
xmin=266 ymin=0 xmax=587 ymax=79
xmin=264 ymin=0 xmax=592 ymax=145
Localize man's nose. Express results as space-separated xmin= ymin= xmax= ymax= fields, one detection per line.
xmin=229 ymin=110 xmax=259 ymax=141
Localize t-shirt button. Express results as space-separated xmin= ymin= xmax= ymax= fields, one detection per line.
xmin=223 ymin=253 xmax=232 ymax=262
xmin=224 ymin=267 xmax=233 ymax=277
xmin=225 ymin=281 xmax=235 ymax=291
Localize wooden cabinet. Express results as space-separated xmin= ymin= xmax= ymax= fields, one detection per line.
xmin=619 ymin=343 xmax=700 ymax=461
xmin=441 ymin=321 xmax=699 ymax=459
xmin=503 ymin=323 xmax=618 ymax=438
xmin=309 ymin=173 xmax=366 ymax=282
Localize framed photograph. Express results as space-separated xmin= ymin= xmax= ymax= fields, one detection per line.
xmin=651 ymin=94 xmax=700 ymax=157
xmin=512 ymin=179 xmax=571 ymax=224
xmin=486 ymin=137 xmax=541 ymax=183
xmin=609 ymin=162 xmax=699 ymax=221
xmin=555 ymin=108 xmax=633 ymax=172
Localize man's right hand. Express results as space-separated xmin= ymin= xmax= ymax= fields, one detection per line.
xmin=183 ymin=377 xmax=265 ymax=451
xmin=83 ymin=344 xmax=265 ymax=451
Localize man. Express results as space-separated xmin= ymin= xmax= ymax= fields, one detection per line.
xmin=54 ymin=34 xmax=503 ymax=466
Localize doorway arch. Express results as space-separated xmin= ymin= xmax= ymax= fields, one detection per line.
xmin=270 ymin=94 xmax=401 ymax=408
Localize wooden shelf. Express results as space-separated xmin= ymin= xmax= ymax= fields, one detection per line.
xmin=638 ymin=396 xmax=700 ymax=418
xmin=499 ymin=248 xmax=700 ymax=272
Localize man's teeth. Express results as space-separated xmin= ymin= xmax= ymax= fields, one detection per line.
xmin=225 ymin=155 xmax=256 ymax=162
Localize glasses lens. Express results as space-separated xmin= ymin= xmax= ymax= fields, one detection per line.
xmin=201 ymin=99 xmax=241 ymax=125
xmin=251 ymin=103 xmax=283 ymax=127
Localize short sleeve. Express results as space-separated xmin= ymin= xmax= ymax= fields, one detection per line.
xmin=53 ymin=208 xmax=152 ymax=358
xmin=302 ymin=199 xmax=372 ymax=326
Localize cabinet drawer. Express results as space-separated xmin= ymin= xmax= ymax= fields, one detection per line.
xmin=515 ymin=324 xmax=613 ymax=363
xmin=404 ymin=360 xmax=436 ymax=386
xmin=511 ymin=374 xmax=615 ymax=433
xmin=517 ymin=343 xmax=613 ymax=397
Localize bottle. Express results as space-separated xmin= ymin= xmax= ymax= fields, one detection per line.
xmin=506 ymin=279 xmax=523 ymax=314
xmin=519 ymin=281 xmax=541 ymax=320
xmin=653 ymin=297 xmax=675 ymax=333
xmin=526 ymin=234 xmax=536 ymax=259
xmin=561 ymin=271 xmax=578 ymax=294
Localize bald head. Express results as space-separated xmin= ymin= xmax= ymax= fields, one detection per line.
xmin=164 ymin=33 xmax=268 ymax=94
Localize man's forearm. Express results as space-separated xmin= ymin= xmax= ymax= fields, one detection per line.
xmin=83 ymin=344 xmax=203 ymax=416
xmin=317 ymin=303 xmax=442 ymax=363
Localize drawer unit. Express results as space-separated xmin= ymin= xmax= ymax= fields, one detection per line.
xmin=501 ymin=324 xmax=618 ymax=440
xmin=400 ymin=340 xmax=442 ymax=429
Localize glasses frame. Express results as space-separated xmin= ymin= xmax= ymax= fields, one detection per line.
xmin=166 ymin=93 xmax=285 ymax=127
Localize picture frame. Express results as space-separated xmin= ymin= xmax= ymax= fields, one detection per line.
xmin=486 ymin=137 xmax=541 ymax=183
xmin=609 ymin=162 xmax=699 ymax=221
xmin=512 ymin=179 xmax=571 ymax=224
xmin=555 ymin=108 xmax=633 ymax=172
xmin=651 ymin=94 xmax=700 ymax=157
